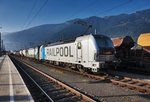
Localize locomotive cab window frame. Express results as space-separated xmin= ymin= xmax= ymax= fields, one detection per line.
xmin=77 ymin=42 xmax=82 ymax=49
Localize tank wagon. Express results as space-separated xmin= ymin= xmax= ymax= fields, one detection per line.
xmin=16 ymin=34 xmax=118 ymax=73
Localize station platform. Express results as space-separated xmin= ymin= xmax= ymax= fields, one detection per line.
xmin=0 ymin=55 xmax=34 ymax=102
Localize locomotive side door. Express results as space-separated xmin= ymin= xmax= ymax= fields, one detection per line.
xmin=77 ymin=42 xmax=82 ymax=62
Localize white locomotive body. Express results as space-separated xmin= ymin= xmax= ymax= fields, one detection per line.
xmin=40 ymin=34 xmax=116 ymax=72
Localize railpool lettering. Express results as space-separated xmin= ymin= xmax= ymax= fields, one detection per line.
xmin=56 ymin=48 xmax=59 ymax=56
xmin=64 ymin=46 xmax=68 ymax=57
xmin=46 ymin=46 xmax=73 ymax=57
xmin=60 ymin=47 xmax=63 ymax=56
xmin=69 ymin=46 xmax=73 ymax=57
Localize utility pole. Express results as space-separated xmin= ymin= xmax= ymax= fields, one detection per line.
xmin=1 ymin=40 xmax=3 ymax=55
xmin=0 ymin=32 xmax=2 ymax=56
xmin=62 ymin=33 xmax=64 ymax=41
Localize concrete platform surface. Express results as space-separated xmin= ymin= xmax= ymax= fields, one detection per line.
xmin=0 ymin=55 xmax=34 ymax=102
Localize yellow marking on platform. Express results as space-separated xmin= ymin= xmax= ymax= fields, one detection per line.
xmin=50 ymin=69 xmax=63 ymax=74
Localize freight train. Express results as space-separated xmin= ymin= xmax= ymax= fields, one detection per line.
xmin=13 ymin=34 xmax=118 ymax=73
xmin=111 ymin=34 xmax=150 ymax=71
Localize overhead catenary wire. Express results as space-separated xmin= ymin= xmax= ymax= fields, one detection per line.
xmin=60 ymin=0 xmax=132 ymax=39
xmin=22 ymin=0 xmax=38 ymax=30
xmin=96 ymin=0 xmax=132 ymax=16
xmin=25 ymin=0 xmax=48 ymax=28
xmin=66 ymin=0 xmax=98 ymax=20
xmin=125 ymin=0 xmax=150 ymax=13
xmin=66 ymin=0 xmax=132 ymax=21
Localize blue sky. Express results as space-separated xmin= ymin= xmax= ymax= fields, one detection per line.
xmin=0 ymin=0 xmax=150 ymax=32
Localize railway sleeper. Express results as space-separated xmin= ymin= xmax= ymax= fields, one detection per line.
xmin=139 ymin=89 xmax=147 ymax=93
xmin=40 ymin=80 xmax=54 ymax=83
xmin=114 ymin=78 xmax=123 ymax=81
xmin=50 ymin=89 xmax=69 ymax=94
xmin=120 ymin=80 xmax=132 ymax=83
xmin=113 ymin=82 xmax=119 ymax=85
xmin=46 ymin=87 xmax=64 ymax=92
xmin=56 ymin=96 xmax=81 ymax=102
xmin=41 ymin=85 xmax=58 ymax=90
xmin=42 ymin=78 xmax=54 ymax=82
xmin=49 ymin=92 xmax=73 ymax=101
xmin=128 ymin=81 xmax=138 ymax=84
xmin=120 ymin=84 xmax=126 ymax=87
xmin=39 ymin=83 xmax=53 ymax=87
xmin=53 ymin=84 xmax=63 ymax=88
xmin=40 ymin=97 xmax=50 ymax=102
xmin=53 ymin=92 xmax=73 ymax=101
xmin=128 ymin=86 xmax=136 ymax=90
xmin=39 ymin=92 xmax=48 ymax=100
xmin=43 ymin=81 xmax=55 ymax=85
xmin=137 ymin=83 xmax=148 ymax=87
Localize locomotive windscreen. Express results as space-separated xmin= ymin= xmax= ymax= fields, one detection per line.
xmin=94 ymin=35 xmax=115 ymax=61
xmin=94 ymin=35 xmax=114 ymax=48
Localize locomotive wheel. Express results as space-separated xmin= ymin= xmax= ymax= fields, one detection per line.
xmin=77 ymin=65 xmax=87 ymax=72
xmin=77 ymin=65 xmax=83 ymax=72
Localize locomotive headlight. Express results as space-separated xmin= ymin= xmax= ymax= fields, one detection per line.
xmin=92 ymin=64 xmax=96 ymax=66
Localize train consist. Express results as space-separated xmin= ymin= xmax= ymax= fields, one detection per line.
xmin=12 ymin=33 xmax=150 ymax=72
xmin=13 ymin=34 xmax=118 ymax=73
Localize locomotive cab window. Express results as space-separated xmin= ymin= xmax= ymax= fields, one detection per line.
xmin=94 ymin=35 xmax=114 ymax=48
xmin=77 ymin=42 xmax=81 ymax=49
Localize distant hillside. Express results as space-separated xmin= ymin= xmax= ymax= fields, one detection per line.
xmin=2 ymin=9 xmax=150 ymax=51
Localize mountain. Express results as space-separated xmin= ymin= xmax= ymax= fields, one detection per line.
xmin=2 ymin=9 xmax=150 ymax=51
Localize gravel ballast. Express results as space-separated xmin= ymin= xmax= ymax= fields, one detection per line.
xmin=18 ymin=58 xmax=150 ymax=102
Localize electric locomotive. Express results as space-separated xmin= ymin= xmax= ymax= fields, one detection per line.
xmin=37 ymin=34 xmax=117 ymax=73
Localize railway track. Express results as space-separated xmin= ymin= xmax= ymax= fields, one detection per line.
xmin=10 ymin=56 xmax=97 ymax=102
xmin=15 ymin=56 xmax=150 ymax=95
xmin=12 ymin=58 xmax=54 ymax=102
xmin=43 ymin=62 xmax=150 ymax=94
